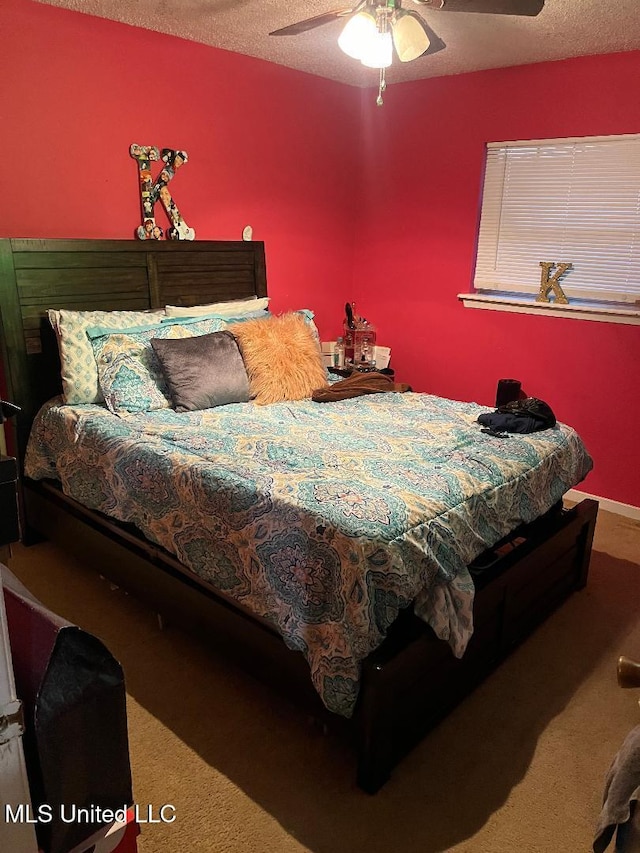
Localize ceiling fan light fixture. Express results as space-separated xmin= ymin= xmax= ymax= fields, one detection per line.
xmin=337 ymin=11 xmax=378 ymax=61
xmin=360 ymin=30 xmax=393 ymax=69
xmin=392 ymin=10 xmax=431 ymax=62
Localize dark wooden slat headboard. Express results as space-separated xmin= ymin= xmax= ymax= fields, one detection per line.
xmin=0 ymin=238 xmax=267 ymax=465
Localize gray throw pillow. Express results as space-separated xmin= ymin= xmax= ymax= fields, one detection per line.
xmin=151 ymin=331 xmax=250 ymax=412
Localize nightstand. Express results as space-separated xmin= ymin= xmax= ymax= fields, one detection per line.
xmin=0 ymin=455 xmax=20 ymax=551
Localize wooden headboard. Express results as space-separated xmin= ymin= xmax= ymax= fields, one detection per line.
xmin=0 ymin=238 xmax=267 ymax=463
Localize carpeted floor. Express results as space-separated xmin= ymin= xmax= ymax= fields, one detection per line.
xmin=6 ymin=507 xmax=640 ymax=853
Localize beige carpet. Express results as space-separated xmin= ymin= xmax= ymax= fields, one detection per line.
xmin=6 ymin=508 xmax=640 ymax=853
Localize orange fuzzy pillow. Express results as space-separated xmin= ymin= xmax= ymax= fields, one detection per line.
xmin=232 ymin=312 xmax=328 ymax=404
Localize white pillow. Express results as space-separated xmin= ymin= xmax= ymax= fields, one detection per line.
xmin=164 ymin=296 xmax=270 ymax=317
xmin=48 ymin=308 xmax=165 ymax=404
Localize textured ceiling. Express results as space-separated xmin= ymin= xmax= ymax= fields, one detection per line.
xmin=37 ymin=0 xmax=640 ymax=88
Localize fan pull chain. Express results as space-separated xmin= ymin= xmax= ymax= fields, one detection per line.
xmin=377 ymin=68 xmax=386 ymax=106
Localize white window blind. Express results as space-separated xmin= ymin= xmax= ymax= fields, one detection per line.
xmin=474 ymin=134 xmax=640 ymax=306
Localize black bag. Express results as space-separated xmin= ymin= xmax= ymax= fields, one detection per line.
xmin=497 ymin=397 xmax=556 ymax=428
xmin=3 ymin=566 xmax=133 ymax=853
xmin=477 ymin=397 xmax=556 ymax=435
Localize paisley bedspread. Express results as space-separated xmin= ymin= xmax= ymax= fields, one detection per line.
xmin=25 ymin=393 xmax=593 ymax=717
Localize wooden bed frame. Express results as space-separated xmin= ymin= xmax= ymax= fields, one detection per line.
xmin=0 ymin=238 xmax=598 ymax=793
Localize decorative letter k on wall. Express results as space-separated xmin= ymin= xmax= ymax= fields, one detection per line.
xmin=130 ymin=144 xmax=195 ymax=241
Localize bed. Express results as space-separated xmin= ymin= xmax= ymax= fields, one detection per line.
xmin=0 ymin=238 xmax=598 ymax=792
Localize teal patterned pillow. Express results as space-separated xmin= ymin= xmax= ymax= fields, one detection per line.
xmin=159 ymin=308 xmax=269 ymax=325
xmin=48 ymin=308 xmax=165 ymax=404
xmin=89 ymin=317 xmax=226 ymax=414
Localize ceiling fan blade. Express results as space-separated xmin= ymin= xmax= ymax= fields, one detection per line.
xmin=413 ymin=0 xmax=544 ymax=15
xmin=269 ymin=8 xmax=355 ymax=36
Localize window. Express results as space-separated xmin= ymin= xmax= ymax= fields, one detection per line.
xmin=461 ymin=133 xmax=640 ymax=324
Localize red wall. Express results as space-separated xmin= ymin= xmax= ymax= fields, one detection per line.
xmin=2 ymin=0 xmax=638 ymax=506
xmin=0 ymin=0 xmax=362 ymax=329
xmin=354 ymin=52 xmax=640 ymax=506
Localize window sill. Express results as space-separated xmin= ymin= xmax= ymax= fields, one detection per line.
xmin=458 ymin=292 xmax=640 ymax=326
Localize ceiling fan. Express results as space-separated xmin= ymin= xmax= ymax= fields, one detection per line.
xmin=270 ymin=0 xmax=545 ymax=103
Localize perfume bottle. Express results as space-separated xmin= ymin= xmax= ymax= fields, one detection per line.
xmin=353 ymin=322 xmax=376 ymax=368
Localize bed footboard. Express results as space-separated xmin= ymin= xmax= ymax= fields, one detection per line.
xmin=354 ymin=498 xmax=598 ymax=793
